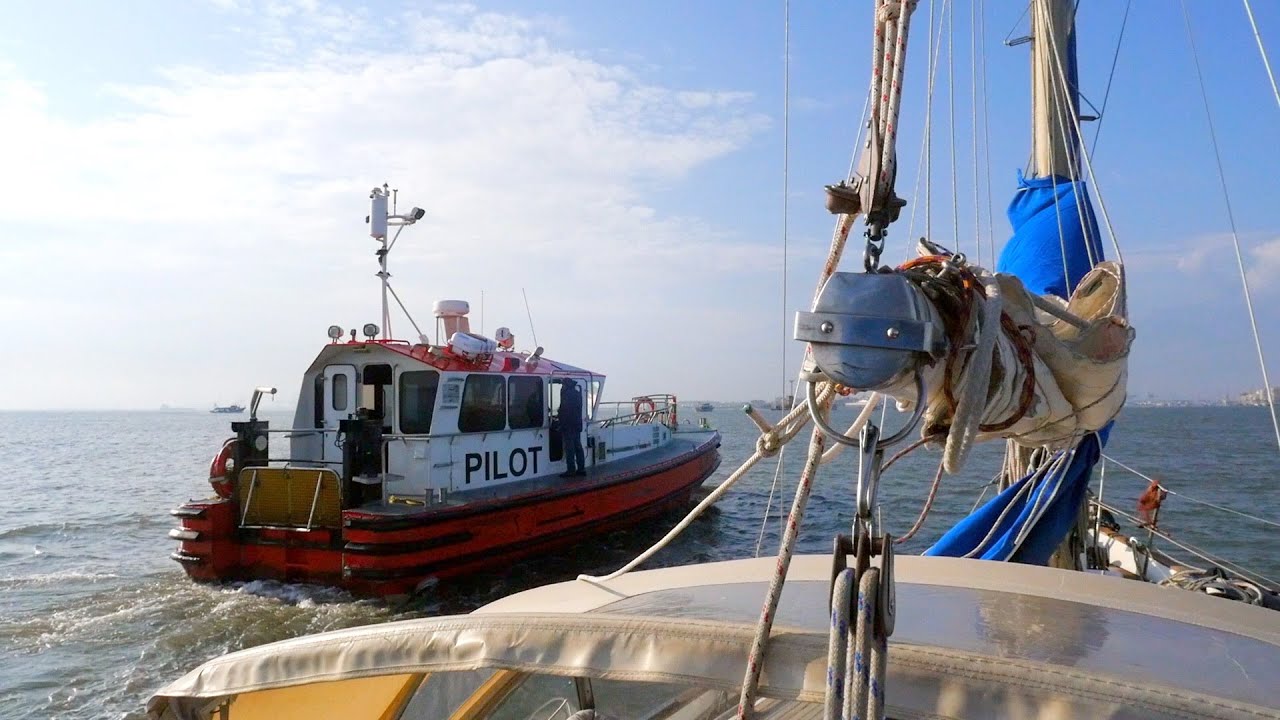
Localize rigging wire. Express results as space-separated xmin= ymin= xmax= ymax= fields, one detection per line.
xmin=1097 ymin=500 xmax=1280 ymax=592
xmin=1039 ymin=14 xmax=1125 ymax=265
xmin=905 ymin=0 xmax=947 ymax=250
xmin=969 ymin=0 xmax=982 ymax=266
xmin=781 ymin=0 xmax=790 ymax=430
xmin=979 ymin=0 xmax=996 ymax=268
xmin=758 ymin=0 xmax=792 ymax=559
xmin=1242 ymin=0 xmax=1280 ymax=113
xmin=947 ymin=0 xmax=960 ymax=254
xmin=1100 ymin=454 xmax=1280 ymax=531
xmin=1180 ymin=0 xmax=1280 ymax=454
xmin=1089 ymin=0 xmax=1132 ymax=156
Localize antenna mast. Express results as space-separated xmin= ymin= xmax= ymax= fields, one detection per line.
xmin=368 ymin=184 xmax=428 ymax=342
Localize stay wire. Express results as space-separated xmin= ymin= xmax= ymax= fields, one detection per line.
xmin=1180 ymin=0 xmax=1280 ymax=455
xmin=1100 ymin=454 xmax=1280 ymax=531
xmin=1242 ymin=0 xmax=1280 ymax=114
xmin=1089 ymin=0 xmax=1131 ymax=156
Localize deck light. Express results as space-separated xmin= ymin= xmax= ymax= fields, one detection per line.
xmin=363 ymin=323 xmax=379 ymax=339
xmin=327 ymin=325 xmax=343 ymax=341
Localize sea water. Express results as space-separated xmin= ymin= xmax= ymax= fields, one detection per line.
xmin=1 ymin=406 xmax=1277 ymax=719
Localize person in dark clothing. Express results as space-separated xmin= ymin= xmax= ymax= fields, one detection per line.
xmin=558 ymin=379 xmax=586 ymax=477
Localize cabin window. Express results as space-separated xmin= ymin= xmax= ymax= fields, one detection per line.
xmin=459 ymin=374 xmax=506 ymax=433
xmin=508 ymin=376 xmax=544 ymax=430
xmin=332 ymin=374 xmax=348 ymax=411
xmin=588 ymin=379 xmax=603 ymax=419
xmin=399 ymin=370 xmax=440 ymax=435
xmin=313 ymin=375 xmax=324 ymax=428
xmin=361 ymin=363 xmax=393 ymax=421
xmin=485 ymin=674 xmax=580 ymax=720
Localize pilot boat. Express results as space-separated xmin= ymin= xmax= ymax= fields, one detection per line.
xmin=151 ymin=2 xmax=1280 ymax=718
xmin=168 ymin=187 xmax=721 ymax=598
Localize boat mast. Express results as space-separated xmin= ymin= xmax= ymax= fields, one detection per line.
xmin=1029 ymin=0 xmax=1081 ymax=180
xmin=368 ymin=185 xmax=427 ymax=342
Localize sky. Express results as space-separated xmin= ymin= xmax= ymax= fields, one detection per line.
xmin=2 ymin=0 xmax=1280 ymax=409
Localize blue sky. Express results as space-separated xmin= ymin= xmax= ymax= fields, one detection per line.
xmin=2 ymin=1 xmax=1279 ymax=409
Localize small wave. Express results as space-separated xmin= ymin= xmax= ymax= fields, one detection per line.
xmin=226 ymin=579 xmax=360 ymax=607
xmin=0 ymin=522 xmax=70 ymax=541
xmin=0 ymin=568 xmax=121 ymax=589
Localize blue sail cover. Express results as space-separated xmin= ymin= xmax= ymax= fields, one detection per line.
xmin=924 ymin=171 xmax=1106 ymax=564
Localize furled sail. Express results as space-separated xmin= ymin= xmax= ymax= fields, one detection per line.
xmin=924 ymin=173 xmax=1117 ymax=563
xmin=925 ymin=0 xmax=1124 ymax=564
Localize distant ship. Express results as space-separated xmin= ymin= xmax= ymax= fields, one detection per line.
xmin=210 ymin=404 xmax=245 ymax=414
xmin=695 ymin=402 xmax=714 ymax=412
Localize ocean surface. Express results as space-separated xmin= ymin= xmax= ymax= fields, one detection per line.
xmin=1 ymin=405 xmax=1277 ymax=719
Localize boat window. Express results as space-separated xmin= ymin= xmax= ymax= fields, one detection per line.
xmin=459 ymin=374 xmax=507 ymax=432
xmin=362 ymin=363 xmax=393 ymax=420
xmin=508 ymin=376 xmax=544 ymax=430
xmin=485 ymin=673 xmax=580 ymax=720
xmin=589 ymin=678 xmax=723 ymax=717
xmin=332 ymin=373 xmax=348 ymax=411
xmin=398 ymin=668 xmax=495 ymax=719
xmin=587 ymin=379 xmax=603 ymax=419
xmin=399 ymin=370 xmax=440 ymax=434
xmin=313 ymin=375 xmax=324 ymax=428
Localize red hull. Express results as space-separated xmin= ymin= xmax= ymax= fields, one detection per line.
xmin=172 ymin=435 xmax=720 ymax=597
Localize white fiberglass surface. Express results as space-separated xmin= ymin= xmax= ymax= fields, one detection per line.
xmin=598 ymin=579 xmax=1280 ymax=709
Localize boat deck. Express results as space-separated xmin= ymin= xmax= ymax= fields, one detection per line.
xmin=351 ymin=430 xmax=720 ymax=519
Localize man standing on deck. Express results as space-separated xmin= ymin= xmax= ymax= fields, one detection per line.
xmin=558 ymin=379 xmax=586 ymax=478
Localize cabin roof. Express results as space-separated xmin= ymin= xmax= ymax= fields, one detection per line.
xmin=310 ymin=340 xmax=601 ymax=377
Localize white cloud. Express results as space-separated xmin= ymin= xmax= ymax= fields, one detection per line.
xmin=0 ymin=2 xmax=775 ymax=408
xmin=1246 ymin=237 xmax=1280 ymax=290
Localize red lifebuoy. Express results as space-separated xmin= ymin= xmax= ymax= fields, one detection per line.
xmin=634 ymin=397 xmax=657 ymax=416
xmin=208 ymin=438 xmax=237 ymax=499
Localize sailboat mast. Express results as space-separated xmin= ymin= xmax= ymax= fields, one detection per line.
xmin=1029 ymin=0 xmax=1081 ymax=180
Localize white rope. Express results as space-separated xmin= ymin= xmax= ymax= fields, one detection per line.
xmin=1098 ymin=453 xmax=1280 ymax=530
xmin=1010 ymin=441 xmax=1079 ymax=552
xmin=738 ymin=426 xmax=826 ymax=718
xmin=1045 ymin=171 xmax=1074 ymax=297
xmin=1243 ymin=0 xmax=1280 ymax=114
xmin=578 ymin=449 xmax=763 ymax=585
xmin=818 ymin=394 xmax=880 ymax=464
xmin=942 ymin=275 xmax=1002 ymax=473
xmin=584 ymin=388 xmax=825 ymax=585
xmin=754 ymin=453 xmax=785 ymax=558
xmin=1180 ymin=0 xmax=1280 ymax=455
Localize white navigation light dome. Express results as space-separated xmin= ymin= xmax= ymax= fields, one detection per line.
xmin=327 ymin=325 xmax=344 ymax=340
xmin=434 ymin=299 xmax=471 ymax=338
xmin=362 ymin=323 xmax=379 ymax=339
xmin=494 ymin=326 xmax=514 ymax=349
xmin=432 ymin=300 xmax=470 ymax=318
